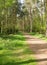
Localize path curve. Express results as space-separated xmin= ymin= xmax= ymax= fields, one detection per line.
xmin=24 ymin=34 xmax=47 ymax=65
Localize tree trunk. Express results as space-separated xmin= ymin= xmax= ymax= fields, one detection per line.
xmin=45 ymin=0 xmax=47 ymax=36
xmin=1 ymin=21 xmax=3 ymax=34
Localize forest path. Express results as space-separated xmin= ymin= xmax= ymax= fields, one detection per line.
xmin=24 ymin=33 xmax=47 ymax=65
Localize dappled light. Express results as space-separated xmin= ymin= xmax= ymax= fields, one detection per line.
xmin=0 ymin=34 xmax=36 ymax=65
xmin=0 ymin=0 xmax=47 ymax=65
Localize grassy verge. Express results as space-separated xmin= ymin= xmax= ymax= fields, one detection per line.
xmin=30 ymin=32 xmax=47 ymax=41
xmin=0 ymin=34 xmax=36 ymax=65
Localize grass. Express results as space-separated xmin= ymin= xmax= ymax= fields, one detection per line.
xmin=0 ymin=33 xmax=36 ymax=65
xmin=30 ymin=32 xmax=47 ymax=41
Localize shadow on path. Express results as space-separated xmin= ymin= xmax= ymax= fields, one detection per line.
xmin=24 ymin=34 xmax=47 ymax=65
xmin=1 ymin=58 xmax=47 ymax=65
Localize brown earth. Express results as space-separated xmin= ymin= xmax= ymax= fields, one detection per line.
xmin=24 ymin=34 xmax=47 ymax=65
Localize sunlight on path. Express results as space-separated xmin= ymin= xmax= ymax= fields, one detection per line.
xmin=24 ymin=34 xmax=47 ymax=65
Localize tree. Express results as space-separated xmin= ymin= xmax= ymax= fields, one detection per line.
xmin=45 ymin=0 xmax=47 ymax=36
xmin=0 ymin=0 xmax=18 ymax=33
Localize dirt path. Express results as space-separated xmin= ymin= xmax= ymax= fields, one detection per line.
xmin=24 ymin=34 xmax=47 ymax=65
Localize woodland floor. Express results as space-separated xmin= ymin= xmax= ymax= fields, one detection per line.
xmin=0 ymin=34 xmax=36 ymax=65
xmin=0 ymin=33 xmax=47 ymax=65
xmin=24 ymin=33 xmax=47 ymax=65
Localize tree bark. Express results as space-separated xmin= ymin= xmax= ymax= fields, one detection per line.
xmin=45 ymin=0 xmax=47 ymax=36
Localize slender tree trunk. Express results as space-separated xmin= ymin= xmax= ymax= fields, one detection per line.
xmin=1 ymin=21 xmax=3 ymax=34
xmin=45 ymin=0 xmax=47 ymax=36
xmin=29 ymin=6 xmax=32 ymax=32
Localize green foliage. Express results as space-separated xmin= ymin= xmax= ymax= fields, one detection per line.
xmin=0 ymin=0 xmax=46 ymax=35
xmin=0 ymin=34 xmax=36 ymax=65
xmin=30 ymin=32 xmax=47 ymax=41
xmin=32 ymin=15 xmax=46 ymax=34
